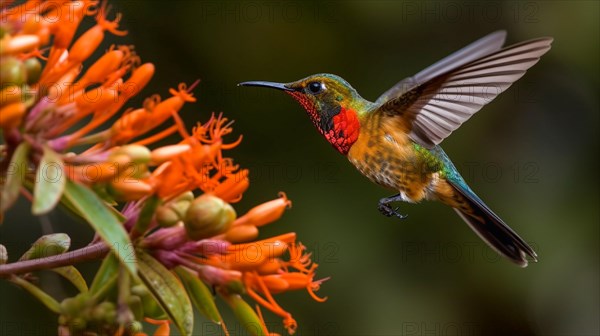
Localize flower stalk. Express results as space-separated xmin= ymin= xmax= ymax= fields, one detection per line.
xmin=0 ymin=242 xmax=108 ymax=277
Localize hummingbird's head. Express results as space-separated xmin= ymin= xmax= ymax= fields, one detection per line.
xmin=239 ymin=73 xmax=369 ymax=155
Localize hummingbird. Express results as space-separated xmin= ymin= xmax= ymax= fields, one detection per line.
xmin=239 ymin=31 xmax=552 ymax=267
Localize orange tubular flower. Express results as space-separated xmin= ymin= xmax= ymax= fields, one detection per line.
xmin=2 ymin=1 xmax=327 ymax=334
xmin=233 ymin=192 xmax=292 ymax=227
xmin=40 ymin=1 xmax=125 ymax=86
xmin=148 ymin=114 xmax=246 ymax=201
xmin=238 ymin=241 xmax=328 ymax=335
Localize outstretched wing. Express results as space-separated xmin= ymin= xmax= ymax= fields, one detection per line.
xmin=376 ymin=30 xmax=508 ymax=105
xmin=375 ymin=32 xmax=553 ymax=148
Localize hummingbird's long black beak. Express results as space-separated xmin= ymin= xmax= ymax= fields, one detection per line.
xmin=237 ymin=81 xmax=295 ymax=92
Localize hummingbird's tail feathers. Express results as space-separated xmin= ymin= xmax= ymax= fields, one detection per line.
xmin=448 ymin=180 xmax=537 ymax=267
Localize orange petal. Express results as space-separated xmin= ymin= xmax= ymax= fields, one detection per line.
xmin=110 ymin=178 xmax=154 ymax=201
xmin=121 ymin=63 xmax=154 ymax=99
xmin=211 ymin=170 xmax=249 ymax=203
xmin=0 ymin=85 xmax=22 ymax=106
xmin=76 ymin=49 xmax=124 ymax=88
xmin=0 ymin=35 xmax=40 ymax=55
xmin=150 ymin=144 xmax=191 ymax=165
xmin=233 ymin=192 xmax=291 ymax=227
xmin=0 ymin=102 xmax=26 ymax=129
xmin=68 ymin=25 xmax=105 ymax=63
xmin=144 ymin=318 xmax=170 ymax=336
xmin=224 ymin=225 xmax=259 ymax=243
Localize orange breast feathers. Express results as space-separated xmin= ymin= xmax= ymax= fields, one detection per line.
xmin=324 ymin=107 xmax=360 ymax=155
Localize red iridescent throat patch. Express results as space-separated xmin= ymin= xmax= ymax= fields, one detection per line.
xmin=286 ymin=92 xmax=359 ymax=155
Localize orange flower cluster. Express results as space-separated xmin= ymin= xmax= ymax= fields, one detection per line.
xmin=1 ymin=1 xmax=326 ymax=335
xmin=201 ymin=195 xmax=327 ymax=334
xmin=1 ymin=0 xmax=248 ymax=204
xmin=146 ymin=193 xmax=328 ymax=335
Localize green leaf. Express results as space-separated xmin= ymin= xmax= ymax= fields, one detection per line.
xmin=10 ymin=275 xmax=61 ymax=313
xmin=91 ymin=272 xmax=118 ymax=303
xmin=19 ymin=233 xmax=70 ymax=261
xmin=224 ymin=294 xmax=266 ymax=336
xmin=137 ymin=250 xmax=193 ymax=335
xmin=92 ymin=183 xmax=118 ymax=206
xmin=1 ymin=142 xmax=30 ymax=213
xmin=32 ymin=146 xmax=65 ymax=215
xmin=52 ymin=266 xmax=88 ymax=292
xmin=175 ymin=266 xmax=223 ymax=324
xmin=90 ymin=253 xmax=120 ymax=294
xmin=16 ymin=233 xmax=87 ymax=292
xmin=63 ymin=179 xmax=137 ymax=276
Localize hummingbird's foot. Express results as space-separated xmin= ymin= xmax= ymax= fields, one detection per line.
xmin=378 ymin=195 xmax=408 ymax=219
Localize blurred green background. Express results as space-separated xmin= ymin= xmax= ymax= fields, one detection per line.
xmin=1 ymin=1 xmax=598 ymax=335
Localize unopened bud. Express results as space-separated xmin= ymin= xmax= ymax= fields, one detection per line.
xmin=0 ymin=57 xmax=26 ymax=86
xmin=127 ymin=321 xmax=143 ymax=334
xmin=185 ymin=194 xmax=236 ymax=240
xmin=156 ymin=191 xmax=194 ymax=227
xmin=235 ymin=192 xmax=291 ymax=227
xmin=224 ymin=225 xmax=259 ymax=243
xmin=91 ymin=301 xmax=117 ymax=324
xmin=19 ymin=233 xmax=70 ymax=261
xmin=155 ymin=206 xmax=180 ymax=228
xmin=60 ymin=294 xmax=88 ymax=317
xmin=108 ymin=179 xmax=154 ymax=201
xmin=23 ymin=57 xmax=41 ymax=85
xmin=113 ymin=145 xmax=151 ymax=164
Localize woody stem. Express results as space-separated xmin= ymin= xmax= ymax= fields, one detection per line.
xmin=0 ymin=242 xmax=109 ymax=277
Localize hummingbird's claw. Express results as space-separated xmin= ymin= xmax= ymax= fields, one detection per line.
xmin=394 ymin=207 xmax=408 ymax=219
xmin=378 ymin=202 xmax=408 ymax=219
xmin=378 ymin=194 xmax=408 ymax=219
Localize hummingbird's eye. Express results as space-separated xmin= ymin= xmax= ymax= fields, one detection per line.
xmin=307 ymin=81 xmax=324 ymax=94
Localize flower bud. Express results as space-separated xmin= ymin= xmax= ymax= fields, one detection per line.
xmin=234 ymin=192 xmax=291 ymax=227
xmin=108 ymin=179 xmax=153 ymax=201
xmin=224 ymin=225 xmax=259 ymax=243
xmin=60 ymin=294 xmax=88 ymax=317
xmin=0 ymin=57 xmax=26 ymax=86
xmin=155 ymin=206 xmax=180 ymax=228
xmin=91 ymin=301 xmax=117 ymax=324
xmin=127 ymin=320 xmax=143 ymax=334
xmin=155 ymin=191 xmax=194 ymax=227
xmin=112 ymin=144 xmax=151 ymax=164
xmin=23 ymin=57 xmax=41 ymax=85
xmin=176 ymin=191 xmax=195 ymax=203
xmin=184 ymin=194 xmax=236 ymax=240
xmin=19 ymin=233 xmax=70 ymax=261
